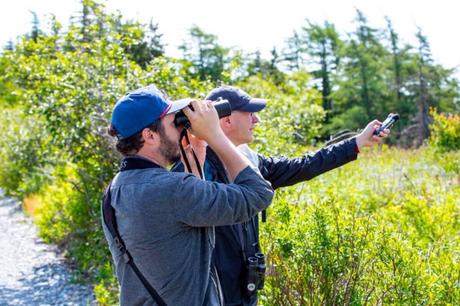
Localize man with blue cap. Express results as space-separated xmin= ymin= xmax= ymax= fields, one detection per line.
xmin=102 ymin=85 xmax=274 ymax=306
xmin=202 ymin=86 xmax=390 ymax=306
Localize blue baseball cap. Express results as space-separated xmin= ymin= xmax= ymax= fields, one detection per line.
xmin=205 ymin=86 xmax=267 ymax=112
xmin=111 ymin=85 xmax=191 ymax=139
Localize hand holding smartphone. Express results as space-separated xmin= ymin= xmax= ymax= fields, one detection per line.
xmin=373 ymin=113 xmax=399 ymax=136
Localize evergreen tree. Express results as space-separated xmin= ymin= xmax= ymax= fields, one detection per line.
xmin=80 ymin=0 xmax=92 ymax=42
xmin=179 ymin=25 xmax=229 ymax=82
xmin=246 ymin=50 xmax=264 ymax=76
xmin=243 ymin=49 xmax=284 ymax=84
xmin=283 ymin=31 xmax=306 ymax=71
xmin=30 ymin=11 xmax=42 ymax=42
xmin=4 ymin=40 xmax=14 ymax=51
xmin=415 ymin=28 xmax=435 ymax=145
xmin=386 ymin=17 xmax=403 ymax=107
xmin=147 ymin=20 xmax=165 ymax=58
xmin=397 ymin=28 xmax=459 ymax=147
xmin=352 ymin=10 xmax=376 ymax=118
xmin=382 ymin=17 xmax=419 ymax=141
xmin=330 ymin=9 xmax=391 ymax=132
xmin=117 ymin=19 xmax=165 ymax=68
xmin=269 ymin=47 xmax=285 ymax=84
xmin=50 ymin=15 xmax=62 ymax=37
xmin=301 ymin=20 xmax=342 ymax=121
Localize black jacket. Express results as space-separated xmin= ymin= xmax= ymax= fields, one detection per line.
xmin=207 ymin=138 xmax=359 ymax=306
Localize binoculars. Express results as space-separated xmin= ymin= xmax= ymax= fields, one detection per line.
xmin=174 ymin=99 xmax=232 ymax=127
xmin=244 ymin=252 xmax=266 ymax=297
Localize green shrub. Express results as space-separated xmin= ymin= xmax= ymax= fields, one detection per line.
xmin=429 ymin=109 xmax=460 ymax=152
xmin=259 ymin=146 xmax=460 ymax=305
xmin=0 ymin=108 xmax=51 ymax=198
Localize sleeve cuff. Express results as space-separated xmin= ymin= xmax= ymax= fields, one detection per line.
xmin=342 ymin=137 xmax=359 ymax=161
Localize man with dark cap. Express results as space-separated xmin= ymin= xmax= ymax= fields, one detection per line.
xmin=202 ymin=86 xmax=390 ymax=305
xmin=102 ymin=85 xmax=273 ymax=305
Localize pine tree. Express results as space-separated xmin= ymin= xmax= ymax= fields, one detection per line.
xmin=283 ymin=31 xmax=306 ymax=71
xmin=179 ymin=25 xmax=229 ymax=82
xmin=4 ymin=40 xmax=14 ymax=51
xmin=415 ymin=28 xmax=433 ymax=146
xmin=147 ymin=20 xmax=165 ymax=59
xmin=302 ymin=20 xmax=342 ymax=120
xmin=386 ymin=17 xmax=402 ymax=106
xmin=332 ymin=10 xmax=390 ymax=128
xmin=30 ymin=11 xmax=42 ymax=42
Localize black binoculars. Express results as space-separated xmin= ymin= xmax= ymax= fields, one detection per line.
xmin=244 ymin=252 xmax=266 ymax=297
xmin=174 ymin=99 xmax=232 ymax=127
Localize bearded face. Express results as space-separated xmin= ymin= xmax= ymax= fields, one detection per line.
xmin=155 ymin=121 xmax=181 ymax=165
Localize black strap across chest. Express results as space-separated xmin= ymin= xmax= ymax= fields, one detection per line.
xmin=102 ymin=156 xmax=167 ymax=306
xmin=206 ymin=149 xmax=265 ymax=256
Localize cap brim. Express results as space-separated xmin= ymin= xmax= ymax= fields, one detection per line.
xmin=239 ymin=98 xmax=267 ymax=112
xmin=166 ymin=98 xmax=192 ymax=114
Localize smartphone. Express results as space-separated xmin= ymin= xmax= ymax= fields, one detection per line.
xmin=373 ymin=113 xmax=399 ymax=135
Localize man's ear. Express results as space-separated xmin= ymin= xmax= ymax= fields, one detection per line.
xmin=220 ymin=116 xmax=232 ymax=130
xmin=141 ymin=128 xmax=160 ymax=146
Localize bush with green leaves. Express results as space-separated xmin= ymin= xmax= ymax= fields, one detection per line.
xmin=429 ymin=108 xmax=460 ymax=152
xmin=258 ymin=146 xmax=460 ymax=305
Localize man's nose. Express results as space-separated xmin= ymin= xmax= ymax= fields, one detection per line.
xmin=252 ymin=113 xmax=260 ymax=123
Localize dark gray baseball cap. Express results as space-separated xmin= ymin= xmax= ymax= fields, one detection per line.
xmin=205 ymin=86 xmax=267 ymax=112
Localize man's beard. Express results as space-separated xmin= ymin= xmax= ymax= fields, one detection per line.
xmin=158 ymin=128 xmax=181 ymax=165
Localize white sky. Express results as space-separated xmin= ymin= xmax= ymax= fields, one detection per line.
xmin=1 ymin=0 xmax=459 ymax=75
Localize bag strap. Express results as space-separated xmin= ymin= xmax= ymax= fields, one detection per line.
xmin=102 ymin=183 xmax=167 ymax=306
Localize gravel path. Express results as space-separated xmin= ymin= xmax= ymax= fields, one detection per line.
xmin=0 ymin=190 xmax=96 ymax=305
